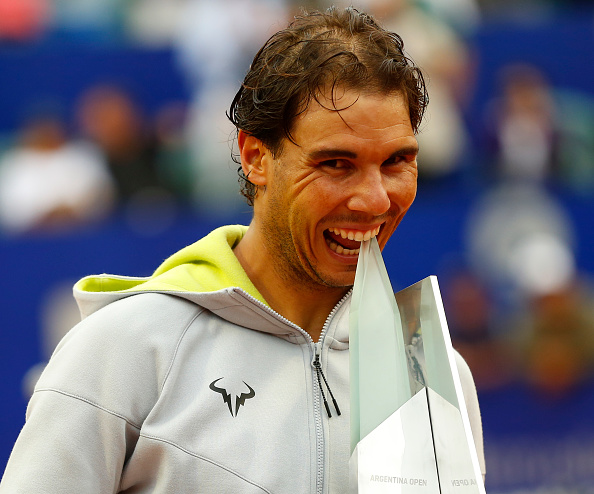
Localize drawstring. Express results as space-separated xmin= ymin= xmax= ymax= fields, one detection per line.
xmin=313 ymin=353 xmax=341 ymax=418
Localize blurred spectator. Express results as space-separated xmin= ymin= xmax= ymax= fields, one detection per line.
xmin=482 ymin=64 xmax=558 ymax=184
xmin=356 ymin=0 xmax=474 ymax=181
xmin=504 ymin=275 xmax=594 ymax=400
xmin=0 ymin=0 xmax=50 ymax=42
xmin=76 ymin=84 xmax=167 ymax=202
xmin=442 ymin=266 xmax=514 ymax=390
xmin=0 ymin=107 xmax=115 ymax=234
xmin=482 ymin=63 xmax=594 ymax=192
xmin=465 ymin=183 xmax=575 ymax=311
xmin=174 ymin=0 xmax=289 ymax=216
xmin=152 ymin=101 xmax=195 ymax=203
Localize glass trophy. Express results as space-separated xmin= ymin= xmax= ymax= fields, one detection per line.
xmin=349 ymin=238 xmax=485 ymax=493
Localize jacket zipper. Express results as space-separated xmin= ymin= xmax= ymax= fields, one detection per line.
xmin=234 ymin=288 xmax=351 ymax=494
xmin=312 ymin=291 xmax=351 ymax=494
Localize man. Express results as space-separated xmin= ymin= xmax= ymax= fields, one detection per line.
xmin=1 ymin=7 xmax=485 ymax=492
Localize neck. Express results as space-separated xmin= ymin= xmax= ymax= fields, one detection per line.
xmin=233 ymin=225 xmax=349 ymax=342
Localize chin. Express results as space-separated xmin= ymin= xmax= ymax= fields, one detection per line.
xmin=317 ymin=268 xmax=357 ymax=289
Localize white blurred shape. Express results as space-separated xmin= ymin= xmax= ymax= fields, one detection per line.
xmin=509 ymin=233 xmax=575 ymax=297
xmin=466 ymin=183 xmax=575 ymax=298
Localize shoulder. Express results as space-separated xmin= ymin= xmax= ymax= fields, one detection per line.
xmin=35 ymin=293 xmax=206 ymax=426
xmin=452 ymin=349 xmax=480 ymax=412
xmin=77 ymin=291 xmax=204 ymax=340
xmin=452 ymin=349 xmax=486 ymax=476
xmin=53 ymin=292 xmax=205 ymax=373
xmin=453 ymin=350 xmax=473 ymax=385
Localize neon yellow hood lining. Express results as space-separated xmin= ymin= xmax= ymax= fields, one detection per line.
xmin=74 ymin=225 xmax=268 ymax=306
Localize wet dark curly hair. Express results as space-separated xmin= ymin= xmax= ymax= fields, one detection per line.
xmin=227 ymin=6 xmax=428 ymax=206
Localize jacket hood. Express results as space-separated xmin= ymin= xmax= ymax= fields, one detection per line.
xmin=74 ymin=225 xmax=272 ymax=319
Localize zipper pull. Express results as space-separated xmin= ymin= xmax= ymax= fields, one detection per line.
xmin=313 ymin=352 xmax=341 ymax=418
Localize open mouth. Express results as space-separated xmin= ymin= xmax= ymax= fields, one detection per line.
xmin=323 ymin=225 xmax=382 ymax=256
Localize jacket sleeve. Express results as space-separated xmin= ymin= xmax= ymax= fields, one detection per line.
xmin=0 ymin=293 xmax=197 ymax=493
xmin=0 ymin=390 xmax=137 ymax=493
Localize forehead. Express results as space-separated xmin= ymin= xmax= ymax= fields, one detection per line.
xmin=288 ymin=89 xmax=416 ymax=152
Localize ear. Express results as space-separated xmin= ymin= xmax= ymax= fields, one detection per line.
xmin=238 ymin=130 xmax=271 ymax=187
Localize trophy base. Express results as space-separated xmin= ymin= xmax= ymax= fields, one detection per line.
xmin=350 ymin=388 xmax=439 ymax=493
xmin=350 ymin=387 xmax=484 ymax=493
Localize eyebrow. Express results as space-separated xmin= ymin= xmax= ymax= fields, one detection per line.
xmin=308 ymin=145 xmax=419 ymax=162
xmin=308 ymin=149 xmax=358 ymax=161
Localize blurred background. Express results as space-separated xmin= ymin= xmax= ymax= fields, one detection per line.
xmin=1 ymin=0 xmax=594 ymax=491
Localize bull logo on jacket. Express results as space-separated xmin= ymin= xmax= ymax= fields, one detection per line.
xmin=209 ymin=378 xmax=255 ymax=417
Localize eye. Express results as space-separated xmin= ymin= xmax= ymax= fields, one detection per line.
xmin=382 ymin=156 xmax=402 ymax=166
xmin=382 ymin=154 xmax=417 ymax=167
xmin=320 ymin=159 xmax=349 ymax=169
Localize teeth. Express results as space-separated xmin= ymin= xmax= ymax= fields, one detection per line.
xmin=330 ymin=225 xmax=381 ymax=242
xmin=327 ymin=239 xmax=360 ymax=256
xmin=325 ymin=224 xmax=382 ymax=256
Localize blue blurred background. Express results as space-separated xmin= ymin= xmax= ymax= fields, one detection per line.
xmin=1 ymin=0 xmax=594 ymax=492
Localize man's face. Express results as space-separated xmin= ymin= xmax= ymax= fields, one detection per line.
xmin=255 ymin=89 xmax=418 ymax=290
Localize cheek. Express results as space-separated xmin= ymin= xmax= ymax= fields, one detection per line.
xmin=404 ymin=180 xmax=418 ymax=206
xmin=297 ymin=179 xmax=339 ymax=211
xmin=388 ymin=175 xmax=418 ymax=209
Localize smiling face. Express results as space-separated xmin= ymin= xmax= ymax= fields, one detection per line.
xmin=245 ymin=89 xmax=418 ymax=291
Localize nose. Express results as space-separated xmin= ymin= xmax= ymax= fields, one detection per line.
xmin=346 ymin=168 xmax=391 ymax=215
